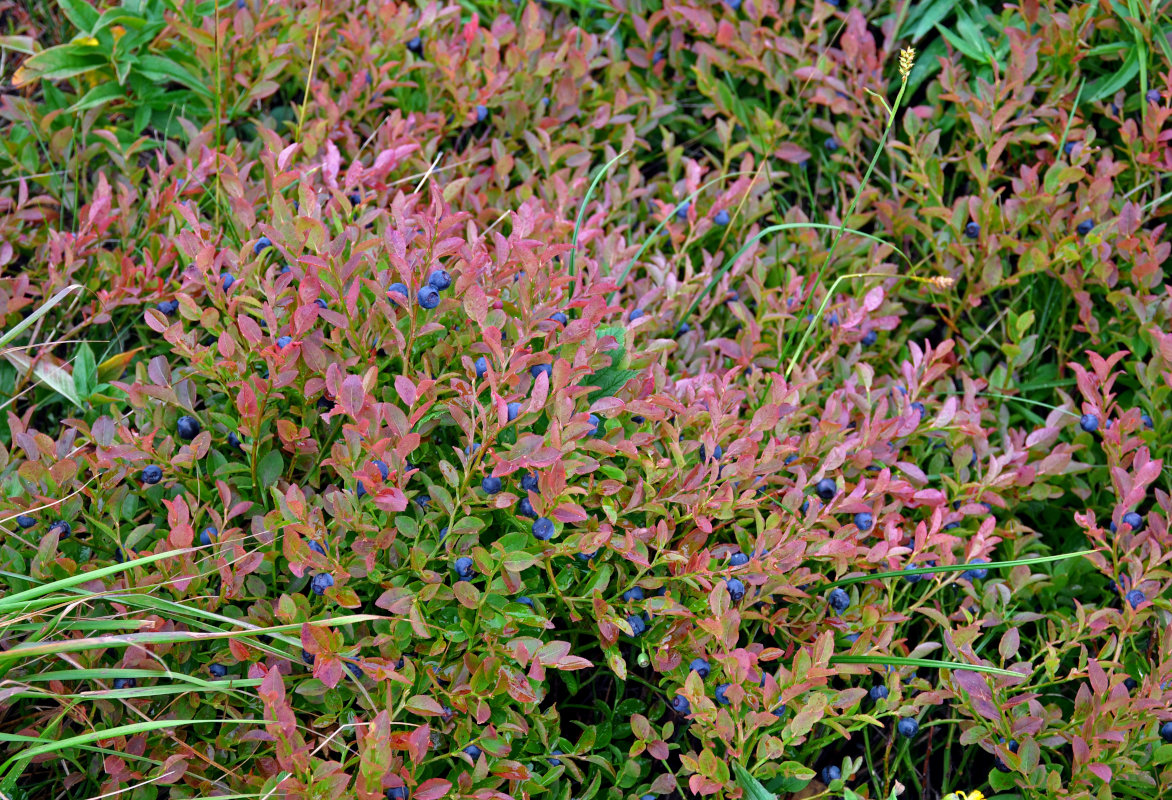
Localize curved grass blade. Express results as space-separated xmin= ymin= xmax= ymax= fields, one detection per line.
xmin=822 ymin=549 xmax=1097 ymax=589
xmin=678 ymin=223 xmax=910 ymax=324
xmin=568 ymin=150 xmax=627 ymax=278
xmin=830 ymin=655 xmax=1018 ymax=677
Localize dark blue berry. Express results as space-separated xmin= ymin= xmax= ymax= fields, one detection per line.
xmin=517 ymin=596 xmax=534 ymax=608
xmin=675 ymin=200 xmax=691 ymax=220
xmin=622 ymin=586 xmax=645 ymax=602
xmin=209 ymin=663 xmax=228 ymax=679
xmin=1076 ymin=219 xmax=1094 ymax=236
xmin=529 ymin=363 xmax=553 ymax=380
xmin=406 ymin=36 xmax=422 ymax=53
xmin=1160 ymin=721 xmax=1172 ymax=743
xmin=387 ymin=283 xmax=409 ymax=304
xmin=630 ymin=308 xmax=645 ymax=321
xmin=820 ymin=766 xmax=840 ymax=784
xmin=463 ymin=744 xmax=482 ymax=759
xmin=532 ymin=517 xmax=554 ymax=541
xmin=220 ymin=273 xmax=236 ymax=290
xmin=714 ymin=209 xmax=730 ymax=225
xmin=729 ymin=551 xmax=748 ymax=567
xmin=142 ymin=465 xmax=163 ymax=485
xmin=157 ymin=299 xmax=179 ymax=316
xmin=49 ymin=520 xmax=72 ymax=539
xmin=176 ymin=415 xmax=201 ymax=440
xmin=386 ymin=788 xmax=408 ymax=800
xmin=627 ymin=614 xmax=647 ymax=637
xmin=547 ymin=749 xmax=563 ymax=766
xmin=828 ymin=587 xmax=850 ymax=612
xmin=897 ymin=717 xmax=919 ymax=738
xmin=15 ymin=514 xmax=35 ymax=528
xmin=228 ymin=432 xmax=244 ymax=450
xmin=309 ymin=540 xmax=326 ymax=555
xmin=428 ymin=269 xmax=451 ymax=290
xmin=1079 ymin=414 xmax=1099 ymax=433
xmin=869 ymin=685 xmax=889 ymax=702
xmin=854 ymin=512 xmax=873 ymax=531
xmin=199 ymin=526 xmax=217 ymax=546
xmin=518 ymin=497 xmax=537 ymax=518
xmin=277 ymin=335 xmax=292 ymax=348
xmin=964 ymin=222 xmax=980 ymax=239
xmin=417 ymin=285 xmax=440 ymax=309
xmin=1122 ymin=511 xmax=1143 ymax=531
xmin=725 ymin=577 xmax=745 ymax=602
xmin=689 ymin=657 xmax=710 ymax=679
xmin=254 ymin=237 xmax=272 ymax=255
xmin=113 ymin=677 xmax=137 ymax=690
xmin=474 ymin=356 xmax=488 ymax=379
xmin=455 ymin=556 xmax=474 ymax=578
xmin=302 ymin=649 xmax=315 ymax=665
xmin=551 ymin=311 xmax=568 ymax=325
xmin=521 ymin=472 xmax=539 ymax=493
xmin=715 ymin=683 xmax=731 ymax=705
xmin=1126 ymin=589 xmax=1145 ymax=609
xmin=310 ymin=572 xmax=335 ymax=595
xmin=862 ymin=329 xmax=877 ymax=346
xmin=815 ymin=478 xmax=837 ymax=501
xmin=507 ymin=402 xmax=522 ymax=421
xmin=481 ymin=476 xmax=502 ymax=494
xmin=670 ymin=694 xmax=691 ymax=714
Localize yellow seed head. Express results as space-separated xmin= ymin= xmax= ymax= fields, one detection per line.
xmin=929 ymin=275 xmax=955 ymax=290
xmin=899 ymin=47 xmax=916 ymax=80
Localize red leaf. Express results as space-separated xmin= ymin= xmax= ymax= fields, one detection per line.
xmin=414 ymin=779 xmax=452 ymax=800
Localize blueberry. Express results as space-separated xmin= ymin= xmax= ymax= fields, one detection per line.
xmin=428 ymin=269 xmax=451 ymax=290
xmin=800 ymin=499 xmax=809 ymax=514
xmin=176 ymin=415 xmax=201 ymax=440
xmin=532 ymin=517 xmax=554 ymax=541
xmin=310 ymin=572 xmax=335 ymax=595
xmin=1146 ymin=89 xmax=1161 ymax=104
xmin=15 ymin=514 xmax=35 ymax=528
xmin=700 ymin=444 xmax=723 ymax=462
xmin=157 ymin=299 xmax=179 ymax=316
xmin=438 ymin=527 xmax=448 ymax=541
xmin=1063 ymin=141 xmax=1077 ymax=155
xmin=406 ymin=36 xmax=422 ymax=53
xmin=455 ymin=556 xmax=474 ymax=578
xmin=228 ymin=432 xmax=244 ymax=450
xmin=387 ymin=282 xmax=409 ymax=304
xmin=1141 ymin=412 xmax=1154 ymax=429
xmin=1077 ymin=220 xmax=1094 ymax=236
xmin=825 ymin=138 xmax=838 ymax=151
xmin=209 ymin=663 xmax=228 ymax=679
xmin=357 ymin=481 xmax=368 ymax=498
xmin=622 ymin=586 xmax=645 ymax=602
xmin=961 ymin=559 xmax=989 ymax=581
xmin=714 ymin=209 xmax=730 ymax=225
xmin=854 ymin=512 xmax=873 ymax=531
xmin=475 ymin=105 xmax=488 ymax=122
xmin=1124 ymin=677 xmax=1138 ymax=692
xmin=414 ymin=494 xmax=430 ymax=509
xmin=530 ymin=363 xmax=553 ymax=380
xmin=587 ymin=414 xmax=601 ymax=436
xmin=301 ymin=649 xmax=315 ymax=665
xmin=521 ymin=472 xmax=539 ymax=493
xmin=578 ymin=549 xmax=598 ymax=562
xmin=47 ymin=520 xmax=71 ymax=539
xmin=772 ymin=704 xmax=786 ymax=718
xmin=551 ymin=311 xmax=568 ymax=325
xmin=200 ymin=526 xmax=218 ymax=546
xmin=1126 ymin=589 xmax=1145 ymax=609
xmin=463 ymin=743 xmax=482 ymax=759
xmin=277 ymin=335 xmax=292 ymax=348
xmin=943 ymin=522 xmax=960 ymax=531
xmin=689 ymin=657 xmax=710 ymax=679
xmin=964 ymin=222 xmax=980 ymax=239
xmin=547 ymin=749 xmax=563 ymax=766
xmin=517 ymin=596 xmax=534 ymax=608
xmin=828 ymin=587 xmax=851 ymax=612
xmin=371 ymin=460 xmax=389 ymax=481
xmin=1160 ymin=721 xmax=1172 ymax=743
xmin=1079 ymin=414 xmax=1099 ymax=433
xmin=862 ymin=330 xmax=877 ymax=346
xmin=627 ymin=614 xmax=647 ymax=637
xmin=897 ymin=717 xmax=919 ymax=738
xmin=417 ymin=285 xmax=440 ymax=309
xmin=869 ymin=685 xmax=889 ymax=702
xmin=309 ymin=540 xmax=326 ymax=555
xmin=220 ymin=273 xmax=236 ymax=290
xmin=517 ymin=497 xmax=537 ymax=518
xmin=715 ymin=683 xmax=731 ymax=705
xmin=726 ymin=0 xmax=742 ymax=8
xmin=631 ymin=415 xmax=645 ymax=423
xmin=820 ymin=765 xmax=841 ymax=785
xmin=675 ymin=200 xmax=691 ymax=220
xmin=725 ymin=577 xmax=745 ymax=602
xmin=474 ymin=356 xmax=488 ymax=379
xmin=507 ymin=402 xmax=522 ymax=421
xmin=729 ymin=551 xmax=749 ymax=567
xmin=630 ymin=308 xmax=645 ymax=321
xmin=141 ymin=465 xmax=163 ymax=485
xmin=482 ymin=476 xmax=502 ymax=494
xmin=815 ymin=478 xmax=837 ymax=501
xmin=386 ymin=787 xmax=408 ymax=800
xmin=112 ymin=677 xmax=137 ymax=690
xmin=911 ymin=401 xmax=926 ymax=417
xmin=1122 ymin=511 xmax=1144 ymax=531
xmin=254 ymin=236 xmax=272 ymax=255
xmin=676 ymin=322 xmax=690 ymax=336
xmin=670 ymin=694 xmax=691 ymax=714
xmin=279 ymin=264 xmax=292 ymax=275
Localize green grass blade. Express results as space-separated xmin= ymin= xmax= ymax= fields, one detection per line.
xmin=823 ymin=549 xmax=1097 ymax=588
xmin=830 ymin=655 xmax=1018 ymax=677
xmin=568 ymin=150 xmax=627 ymax=278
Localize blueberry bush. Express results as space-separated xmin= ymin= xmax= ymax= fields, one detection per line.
xmin=0 ymin=1 xmax=1170 ymax=799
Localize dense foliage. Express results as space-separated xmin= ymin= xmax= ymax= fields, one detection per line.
xmin=0 ymin=1 xmax=1170 ymax=799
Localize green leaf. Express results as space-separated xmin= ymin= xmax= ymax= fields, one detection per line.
xmin=67 ymin=81 xmax=124 ymax=112
xmin=582 ymin=365 xmax=635 ymax=404
xmin=935 ymin=23 xmax=988 ymax=63
xmin=257 ymin=450 xmax=284 ymax=487
xmin=569 ymin=150 xmax=627 ymax=278
xmin=72 ymin=342 xmax=96 ymax=398
xmin=733 ymin=763 xmax=777 ymax=800
xmin=135 ymin=54 xmax=212 ymax=99
xmin=58 ymin=0 xmax=101 ymax=34
xmin=13 ymin=45 xmax=108 ymax=85
xmin=1086 ymin=48 xmax=1140 ymax=102
xmin=906 ymin=0 xmax=956 ymax=42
